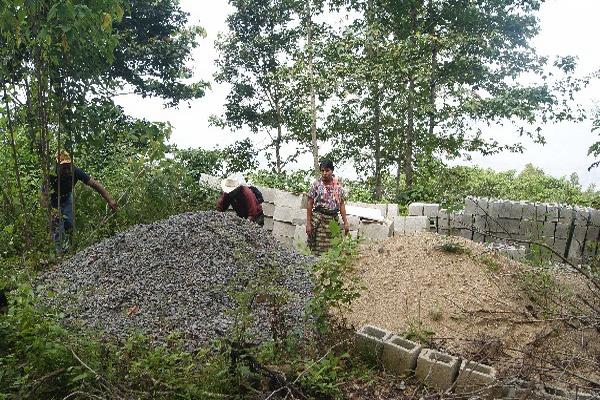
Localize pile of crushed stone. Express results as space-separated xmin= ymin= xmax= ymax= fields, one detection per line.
xmin=37 ymin=211 xmax=315 ymax=348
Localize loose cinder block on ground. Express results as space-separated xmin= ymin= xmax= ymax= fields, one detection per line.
xmin=454 ymin=360 xmax=497 ymax=394
xmin=273 ymin=189 xmax=307 ymax=209
xmin=272 ymin=221 xmax=296 ymax=238
xmin=355 ymin=325 xmax=391 ymax=364
xmin=359 ymin=220 xmax=394 ymax=240
xmin=415 ymin=349 xmax=461 ymax=391
xmin=381 ymin=335 xmax=422 ymax=376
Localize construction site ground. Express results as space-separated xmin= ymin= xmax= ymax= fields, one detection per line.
xmin=342 ymin=232 xmax=600 ymax=395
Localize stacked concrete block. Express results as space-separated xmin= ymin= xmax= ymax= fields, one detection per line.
xmin=387 ymin=203 xmax=399 ymax=218
xmin=293 ymin=225 xmax=308 ymax=251
xmin=348 ymin=201 xmax=387 ymax=218
xmin=423 ymin=204 xmax=440 ymax=218
xmin=347 ymin=215 xmax=360 ymax=231
xmin=436 ymin=209 xmax=450 ymax=234
xmin=273 ymin=189 xmax=307 ymax=209
xmin=359 ymin=220 xmax=394 ymax=240
xmin=415 ymin=349 xmax=461 ymax=391
xmin=272 ymin=220 xmax=296 ymax=238
xmin=273 ymin=206 xmax=306 ymax=225
xmin=263 ymin=217 xmax=274 ymax=231
xmin=405 ymin=216 xmax=429 ymax=234
xmin=408 ymin=202 xmax=425 ymax=216
xmin=355 ymin=325 xmax=391 ymax=363
xmin=464 ymin=197 xmax=478 ymax=216
xmin=454 ymin=360 xmax=497 ymax=394
xmin=255 ymin=185 xmax=275 ymax=203
xmin=381 ymin=335 xmax=422 ymax=376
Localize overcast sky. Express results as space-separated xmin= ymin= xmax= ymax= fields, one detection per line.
xmin=114 ymin=0 xmax=600 ymax=188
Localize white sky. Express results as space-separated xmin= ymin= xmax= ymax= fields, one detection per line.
xmin=114 ymin=0 xmax=600 ymax=188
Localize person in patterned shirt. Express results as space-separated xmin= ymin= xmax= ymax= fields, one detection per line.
xmin=306 ymin=160 xmax=349 ymax=255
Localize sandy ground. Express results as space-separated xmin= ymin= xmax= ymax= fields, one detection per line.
xmin=343 ymin=232 xmax=600 ymax=390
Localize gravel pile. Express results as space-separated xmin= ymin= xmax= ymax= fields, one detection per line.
xmin=38 ymin=211 xmax=315 ymax=347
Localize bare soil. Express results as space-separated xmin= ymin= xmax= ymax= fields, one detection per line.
xmin=343 ymin=232 xmax=600 ymax=393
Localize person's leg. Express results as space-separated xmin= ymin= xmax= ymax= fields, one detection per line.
xmin=60 ymin=193 xmax=74 ymax=253
xmin=51 ymin=208 xmax=65 ymax=253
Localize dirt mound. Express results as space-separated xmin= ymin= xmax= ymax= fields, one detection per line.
xmin=345 ymin=233 xmax=600 ymax=391
xmin=37 ymin=211 xmax=314 ymax=348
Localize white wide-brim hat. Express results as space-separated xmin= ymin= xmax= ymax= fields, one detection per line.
xmin=221 ymin=175 xmax=244 ymax=193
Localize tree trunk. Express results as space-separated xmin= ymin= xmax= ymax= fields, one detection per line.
xmin=306 ymin=0 xmax=319 ymax=176
xmin=427 ymin=0 xmax=437 ymax=138
xmin=2 ymin=82 xmax=31 ymax=249
xmin=404 ymin=3 xmax=418 ymax=189
xmin=275 ymin=99 xmax=283 ymax=173
xmin=367 ymin=0 xmax=382 ymax=200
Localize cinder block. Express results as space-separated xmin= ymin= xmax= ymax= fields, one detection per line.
xmin=554 ymin=223 xmax=570 ymax=240
xmin=387 ymin=203 xmax=399 ymax=218
xmin=553 ymin=239 xmax=567 ymax=257
xmin=488 ymin=201 xmax=500 ymax=218
xmin=559 ymin=206 xmax=575 ymax=223
xmin=347 ymin=201 xmax=387 ymax=217
xmin=499 ymin=200 xmax=513 ymax=219
xmin=408 ymin=203 xmax=424 ymax=216
xmin=255 ymin=186 xmax=275 ymax=203
xmin=273 ymin=189 xmax=307 ymax=209
xmin=199 ymin=173 xmax=221 ymax=189
xmin=347 ymin=215 xmax=360 ymax=230
xmin=359 ymin=220 xmax=393 ymax=240
xmin=521 ymin=219 xmax=542 ymax=240
xmin=415 ymin=349 xmax=461 ymax=391
xmin=590 ymin=209 xmax=600 ymax=227
xmin=584 ymin=226 xmax=600 ymax=256
xmin=272 ymin=221 xmax=296 ymax=238
xmin=294 ymin=225 xmax=307 ymax=243
xmin=567 ymin=239 xmax=584 ymax=261
xmin=522 ymin=202 xmax=536 ymax=220
xmin=546 ymin=204 xmax=560 ymax=223
xmin=291 ymin=209 xmax=307 ymax=225
xmin=273 ymin=206 xmax=292 ymax=222
xmin=262 ymin=202 xmax=275 ymax=217
xmin=509 ymin=202 xmax=524 ymax=220
xmin=536 ymin=204 xmax=547 ymax=222
xmin=263 ymin=216 xmax=274 ymax=231
xmin=464 ymin=197 xmax=477 ymax=216
xmin=543 ymin=222 xmax=556 ymax=239
xmin=382 ymin=335 xmax=422 ymax=376
xmin=454 ymin=360 xmax=497 ymax=394
xmin=573 ymin=225 xmax=587 ymax=242
xmin=423 ymin=204 xmax=440 ymax=218
xmin=574 ymin=207 xmax=590 ymax=225
xmin=473 ymin=198 xmax=489 ymax=216
xmin=393 ymin=216 xmax=406 ymax=235
xmin=405 ymin=216 xmax=429 ymax=234
xmin=355 ymin=325 xmax=391 ymax=363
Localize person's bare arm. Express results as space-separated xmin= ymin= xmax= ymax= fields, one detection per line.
xmin=340 ymin=199 xmax=349 ymax=235
xmin=87 ymin=178 xmax=117 ymax=210
xmin=306 ymin=198 xmax=314 ymax=236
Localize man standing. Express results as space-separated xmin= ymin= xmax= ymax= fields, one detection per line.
xmin=216 ymin=175 xmax=264 ymax=226
xmin=42 ymin=151 xmax=118 ymax=253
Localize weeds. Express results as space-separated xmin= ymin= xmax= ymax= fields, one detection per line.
xmin=439 ymin=240 xmax=469 ymax=255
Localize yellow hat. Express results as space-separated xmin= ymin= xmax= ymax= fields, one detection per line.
xmin=56 ymin=150 xmax=72 ymax=165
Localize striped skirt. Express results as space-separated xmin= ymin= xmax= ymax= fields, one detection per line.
xmin=308 ymin=212 xmax=341 ymax=256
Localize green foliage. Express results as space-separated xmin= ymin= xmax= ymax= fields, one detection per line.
xmin=299 ymin=352 xmax=349 ymax=399
xmin=0 ymin=265 xmax=235 ymax=399
xmin=306 ymin=222 xmax=363 ymax=334
xmin=439 ymin=240 xmax=469 ymax=255
xmin=517 ymin=266 xmax=573 ymax=318
xmin=403 ymin=317 xmax=435 ymax=344
xmin=247 ymin=169 xmax=312 ymax=194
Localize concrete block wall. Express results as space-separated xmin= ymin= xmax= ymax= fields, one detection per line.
xmin=430 ymin=196 xmax=600 ymax=264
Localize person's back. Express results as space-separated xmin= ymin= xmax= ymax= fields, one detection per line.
xmin=216 ymin=175 xmax=264 ymax=226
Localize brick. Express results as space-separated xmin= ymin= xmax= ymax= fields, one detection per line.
xmin=386 ymin=203 xmax=399 ymax=218
xmin=382 ymin=335 xmax=422 ymax=376
xmin=272 ymin=221 xmax=296 ymax=238
xmin=408 ymin=203 xmax=424 ymax=216
xmin=423 ymin=204 xmax=440 ymax=217
xmin=415 ymin=349 xmax=461 ymax=391
xmin=273 ymin=189 xmax=307 ymax=209
xmin=355 ymin=325 xmax=391 ymax=364
xmin=454 ymin=360 xmax=497 ymax=394
xmin=359 ymin=220 xmax=393 ymax=240
xmin=262 ymin=202 xmax=275 ymax=217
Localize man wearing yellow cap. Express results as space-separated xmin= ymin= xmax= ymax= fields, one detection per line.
xmin=44 ymin=150 xmax=117 ymax=253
